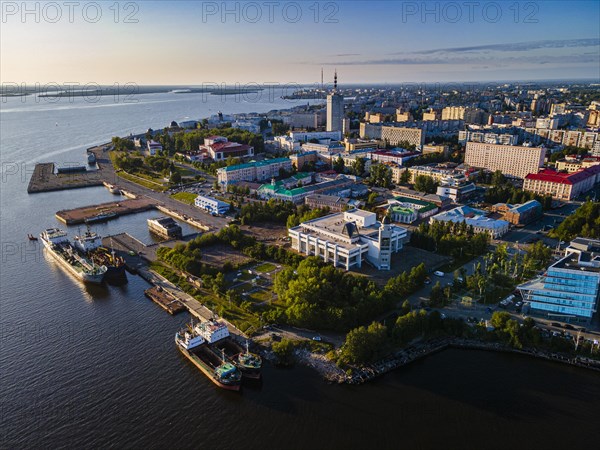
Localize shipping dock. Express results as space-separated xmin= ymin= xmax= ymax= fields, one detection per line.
xmin=27 ymin=163 xmax=104 ymax=193
xmin=55 ymin=198 xmax=156 ymax=225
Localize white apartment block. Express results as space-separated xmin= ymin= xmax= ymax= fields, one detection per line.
xmin=464 ymin=142 xmax=546 ymax=179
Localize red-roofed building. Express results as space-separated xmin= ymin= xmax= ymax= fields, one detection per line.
xmin=200 ymin=136 xmax=254 ymax=161
xmin=524 ymin=166 xmax=600 ymax=200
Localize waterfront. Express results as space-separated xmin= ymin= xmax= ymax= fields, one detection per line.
xmin=2 ymin=92 xmax=600 ymax=449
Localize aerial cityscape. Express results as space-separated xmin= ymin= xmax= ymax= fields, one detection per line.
xmin=1 ymin=1 xmax=600 ymax=449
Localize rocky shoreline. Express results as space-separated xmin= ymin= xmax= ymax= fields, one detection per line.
xmin=292 ymin=338 xmax=600 ymax=385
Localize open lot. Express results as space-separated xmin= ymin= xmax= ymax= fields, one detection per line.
xmin=351 ymin=245 xmax=452 ymax=286
xmin=200 ymin=244 xmax=253 ymax=268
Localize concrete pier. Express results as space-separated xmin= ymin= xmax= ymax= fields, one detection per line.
xmin=27 ymin=163 xmax=104 ymax=193
xmin=55 ymin=198 xmax=156 ymax=225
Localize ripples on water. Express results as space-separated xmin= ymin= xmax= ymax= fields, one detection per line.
xmin=1 ymin=93 xmax=600 ymax=449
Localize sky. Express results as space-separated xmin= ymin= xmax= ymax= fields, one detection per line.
xmin=1 ymin=1 xmax=599 ymax=85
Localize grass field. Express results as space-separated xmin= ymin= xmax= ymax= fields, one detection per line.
xmin=170 ymin=192 xmax=198 ymax=205
xmin=254 ymin=262 xmax=277 ymax=273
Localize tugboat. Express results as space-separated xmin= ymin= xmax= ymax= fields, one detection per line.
xmin=73 ymin=230 xmax=127 ymax=283
xmin=175 ymin=321 xmax=242 ymax=391
xmin=198 ymin=319 xmax=262 ymax=379
xmin=40 ymin=228 xmax=107 ymax=284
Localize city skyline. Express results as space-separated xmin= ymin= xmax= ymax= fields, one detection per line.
xmin=1 ymin=1 xmax=599 ymax=85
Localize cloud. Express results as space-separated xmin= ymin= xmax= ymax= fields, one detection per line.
xmin=329 ymin=53 xmax=361 ymax=57
xmin=316 ymin=38 xmax=600 ymax=67
xmin=397 ymin=38 xmax=600 ymax=55
xmin=320 ymin=54 xmax=599 ymax=67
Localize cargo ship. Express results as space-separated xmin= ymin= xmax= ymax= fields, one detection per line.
xmin=197 ymin=319 xmax=262 ymax=379
xmin=175 ymin=321 xmax=242 ymax=391
xmin=73 ymin=230 xmax=127 ymax=283
xmin=40 ymin=228 xmax=107 ymax=284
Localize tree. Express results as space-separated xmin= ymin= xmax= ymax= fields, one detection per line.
xmin=338 ymin=322 xmax=388 ymax=364
xmin=351 ymin=157 xmax=366 ymax=176
xmin=491 ymin=170 xmax=506 ymax=187
xmin=333 ymin=155 xmax=345 ymax=173
xmin=430 ymin=281 xmax=444 ymax=307
xmin=399 ymin=168 xmax=411 ymax=184
xmin=369 ymin=163 xmax=392 ymax=188
xmin=170 ymin=171 xmax=182 ymax=184
xmin=414 ymin=175 xmax=439 ymax=194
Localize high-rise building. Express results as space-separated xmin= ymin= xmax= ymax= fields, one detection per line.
xmin=327 ymin=71 xmax=344 ymax=132
xmin=464 ymin=142 xmax=546 ymax=179
xmin=518 ymin=238 xmax=600 ymax=323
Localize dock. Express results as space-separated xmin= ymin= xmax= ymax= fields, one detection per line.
xmin=27 ymin=163 xmax=104 ymax=193
xmin=55 ymin=198 xmax=156 ymax=225
xmin=144 ymin=286 xmax=186 ymax=315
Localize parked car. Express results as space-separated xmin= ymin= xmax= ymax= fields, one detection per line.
xmin=312 ymin=336 xmax=322 ymax=341
xmin=434 ymin=271 xmax=444 ymax=277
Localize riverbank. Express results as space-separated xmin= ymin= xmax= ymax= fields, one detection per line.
xmin=293 ymin=337 xmax=600 ymax=385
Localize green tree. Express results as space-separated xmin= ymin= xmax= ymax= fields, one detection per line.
xmin=414 ymin=175 xmax=439 ymax=194
xmin=333 ymin=155 xmax=345 ymax=173
xmin=399 ymin=168 xmax=411 ymax=184
xmin=369 ymin=163 xmax=392 ymax=188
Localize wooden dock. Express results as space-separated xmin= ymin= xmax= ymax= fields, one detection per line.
xmin=27 ymin=163 xmax=104 ymax=193
xmin=144 ymin=286 xmax=186 ymax=315
xmin=55 ymin=198 xmax=156 ymax=225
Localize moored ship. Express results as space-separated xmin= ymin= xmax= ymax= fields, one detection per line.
xmin=74 ymin=230 xmax=127 ymax=283
xmin=175 ymin=322 xmax=242 ymax=391
xmin=40 ymin=228 xmax=107 ymax=284
xmin=198 ymin=319 xmax=262 ymax=379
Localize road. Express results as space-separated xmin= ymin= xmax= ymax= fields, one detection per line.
xmin=91 ymin=145 xmax=229 ymax=231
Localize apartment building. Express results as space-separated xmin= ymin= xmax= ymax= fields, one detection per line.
xmin=464 ymin=142 xmax=546 ymax=179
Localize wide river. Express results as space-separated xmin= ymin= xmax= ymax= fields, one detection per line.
xmin=1 ymin=91 xmax=599 ymax=449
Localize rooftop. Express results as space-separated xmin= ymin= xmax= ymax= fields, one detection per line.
xmin=525 ymin=166 xmax=600 ymax=184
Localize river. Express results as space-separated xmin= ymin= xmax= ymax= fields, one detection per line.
xmin=1 ymin=91 xmax=599 ymax=449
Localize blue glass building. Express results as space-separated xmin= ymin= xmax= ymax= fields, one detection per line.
xmin=518 ymin=238 xmax=600 ymax=323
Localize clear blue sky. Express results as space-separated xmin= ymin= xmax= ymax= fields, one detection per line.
xmin=1 ymin=1 xmax=599 ymax=84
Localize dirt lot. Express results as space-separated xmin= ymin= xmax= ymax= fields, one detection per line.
xmin=241 ymin=223 xmax=288 ymax=244
xmin=200 ymin=244 xmax=253 ymax=268
xmin=350 ymin=245 xmax=452 ymax=286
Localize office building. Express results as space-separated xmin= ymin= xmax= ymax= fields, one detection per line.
xmin=518 ymin=238 xmax=600 ymax=323
xmin=430 ymin=206 xmax=510 ymax=238
xmin=523 ymin=166 xmax=600 ymax=201
xmin=288 ymin=209 xmax=408 ymax=270
xmin=304 ymin=194 xmax=350 ymax=212
xmin=194 ymin=195 xmax=231 ymax=215
xmin=465 ymin=142 xmax=546 ymax=179
xmin=216 ymin=158 xmax=292 ymax=188
xmin=201 ymin=136 xmax=254 ymax=161
xmin=359 ymin=123 xmax=425 ymax=148
xmin=327 ymin=71 xmax=344 ymax=132
xmin=491 ymin=200 xmax=542 ymax=226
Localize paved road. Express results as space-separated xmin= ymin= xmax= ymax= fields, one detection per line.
xmin=91 ymin=145 xmax=229 ymax=231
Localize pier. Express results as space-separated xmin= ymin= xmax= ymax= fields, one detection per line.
xmin=102 ymin=232 xmax=247 ymax=339
xmin=144 ymin=286 xmax=186 ymax=315
xmin=27 ymin=163 xmax=104 ymax=193
xmin=55 ymin=198 xmax=156 ymax=225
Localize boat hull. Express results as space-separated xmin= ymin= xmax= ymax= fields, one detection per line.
xmin=177 ymin=344 xmax=241 ymax=391
xmin=41 ymin=239 xmax=105 ymax=284
xmin=212 ymin=338 xmax=262 ymax=380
